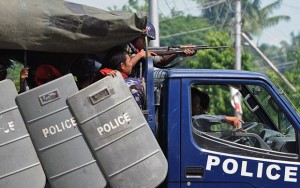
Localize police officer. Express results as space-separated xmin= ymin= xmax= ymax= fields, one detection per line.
xmin=191 ymin=87 xmax=244 ymax=132
xmin=127 ymin=21 xmax=196 ymax=75
xmin=126 ymin=21 xmax=156 ymax=78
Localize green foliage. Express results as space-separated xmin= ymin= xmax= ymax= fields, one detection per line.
xmin=196 ymin=0 xmax=290 ymax=36
xmin=6 ymin=61 xmax=23 ymax=91
xmin=189 ymin=0 xmax=298 ymax=114
xmin=156 ymin=13 xmax=255 ymax=119
xmin=160 ymin=15 xmax=211 ymax=45
xmin=183 ymin=30 xmax=253 ymax=71
xmin=271 ymin=62 xmax=300 ymax=113
xmin=248 ymin=30 xmax=300 ymax=112
xmin=261 ymin=65 xmax=300 ymax=113
xmin=109 ymin=0 xmax=300 ymax=120
xmin=186 ymin=30 xmax=255 ymax=119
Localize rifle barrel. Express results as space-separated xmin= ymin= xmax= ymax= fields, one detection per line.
xmin=149 ymin=45 xmax=228 ymax=56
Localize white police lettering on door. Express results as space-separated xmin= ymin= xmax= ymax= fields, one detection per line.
xmin=206 ymin=155 xmax=298 ymax=183
xmin=42 ymin=117 xmax=77 ymax=138
xmin=97 ymin=113 xmax=131 ymax=136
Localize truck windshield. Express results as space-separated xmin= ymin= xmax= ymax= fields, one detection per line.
xmin=191 ymin=83 xmax=298 ymax=158
xmin=246 ymin=85 xmax=295 ymax=137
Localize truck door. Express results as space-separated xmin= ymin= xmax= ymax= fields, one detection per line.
xmin=180 ymin=78 xmax=300 ymax=188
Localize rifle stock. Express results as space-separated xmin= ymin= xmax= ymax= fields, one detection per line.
xmin=149 ymin=45 xmax=228 ymax=56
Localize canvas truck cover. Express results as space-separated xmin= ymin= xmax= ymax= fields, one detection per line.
xmin=67 ymin=73 xmax=168 ymax=188
xmin=0 ymin=79 xmax=45 ymax=188
xmin=16 ymin=74 xmax=106 ymax=188
xmin=0 ymin=0 xmax=146 ymax=53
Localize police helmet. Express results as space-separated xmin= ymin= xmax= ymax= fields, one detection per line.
xmin=146 ymin=21 xmax=156 ymax=40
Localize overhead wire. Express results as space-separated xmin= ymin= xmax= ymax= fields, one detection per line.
xmin=201 ymin=0 xmax=227 ymax=10
xmin=282 ymin=3 xmax=300 ymax=10
xmin=158 ymin=0 xmax=199 ymax=22
xmin=158 ymin=4 xmax=168 ymax=18
xmin=160 ymin=27 xmax=213 ymax=39
xmin=252 ymin=2 xmax=299 ymax=46
xmin=157 ymin=0 xmax=240 ymax=45
xmin=171 ymin=0 xmax=180 ymax=13
xmin=164 ymin=0 xmax=173 ymax=12
xmin=159 ymin=0 xmax=226 ymax=20
xmin=182 ymin=0 xmax=192 ymax=15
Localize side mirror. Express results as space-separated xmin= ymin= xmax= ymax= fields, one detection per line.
xmin=252 ymin=86 xmax=262 ymax=96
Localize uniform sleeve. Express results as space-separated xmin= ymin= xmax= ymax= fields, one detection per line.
xmin=152 ymin=55 xmax=162 ymax=65
xmin=193 ymin=114 xmax=226 ymax=123
xmin=192 ymin=114 xmax=226 ymax=131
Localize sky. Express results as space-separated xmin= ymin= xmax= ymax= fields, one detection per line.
xmin=68 ymin=0 xmax=300 ymax=47
xmin=258 ymin=0 xmax=300 ymax=46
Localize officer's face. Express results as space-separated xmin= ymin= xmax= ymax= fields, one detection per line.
xmin=121 ymin=54 xmax=132 ymax=76
xmin=192 ymin=95 xmax=201 ymax=116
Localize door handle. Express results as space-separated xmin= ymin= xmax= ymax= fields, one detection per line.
xmin=244 ymin=94 xmax=259 ymax=112
xmin=185 ymin=167 xmax=204 ymax=179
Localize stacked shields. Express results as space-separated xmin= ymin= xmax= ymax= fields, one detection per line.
xmin=16 ymin=74 xmax=106 ymax=188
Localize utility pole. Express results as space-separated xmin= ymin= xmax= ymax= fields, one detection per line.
xmin=235 ymin=0 xmax=241 ymax=71
xmin=148 ymin=0 xmax=160 ymax=47
xmin=234 ymin=0 xmax=242 ymax=119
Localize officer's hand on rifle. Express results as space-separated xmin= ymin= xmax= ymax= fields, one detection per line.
xmin=152 ymin=49 xmax=196 ymax=67
xmin=138 ymin=49 xmax=155 ymax=58
xmin=131 ymin=49 xmax=156 ymax=68
xmin=182 ymin=49 xmax=196 ymax=56
xmin=149 ymin=51 xmax=157 ymax=57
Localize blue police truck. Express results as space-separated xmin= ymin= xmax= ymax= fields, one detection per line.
xmin=145 ymin=58 xmax=300 ymax=188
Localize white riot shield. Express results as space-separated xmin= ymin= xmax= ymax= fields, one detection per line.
xmin=67 ymin=73 xmax=168 ymax=188
xmin=0 ymin=79 xmax=45 ymax=188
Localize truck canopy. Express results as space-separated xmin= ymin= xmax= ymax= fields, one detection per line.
xmin=0 ymin=0 xmax=146 ymax=54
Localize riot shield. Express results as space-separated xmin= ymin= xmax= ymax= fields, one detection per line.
xmin=67 ymin=73 xmax=168 ymax=188
xmin=0 ymin=79 xmax=45 ymax=188
xmin=16 ymin=74 xmax=106 ymax=188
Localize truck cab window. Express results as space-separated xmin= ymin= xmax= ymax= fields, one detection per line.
xmin=191 ymin=84 xmax=298 ymax=161
xmin=246 ymin=85 xmax=295 ymax=136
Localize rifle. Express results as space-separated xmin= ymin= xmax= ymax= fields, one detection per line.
xmin=149 ymin=45 xmax=228 ymax=56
